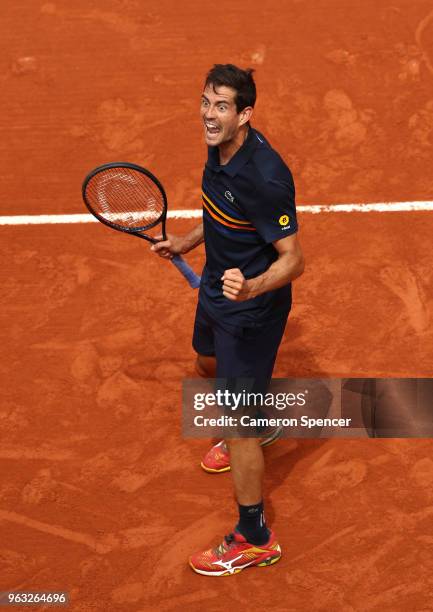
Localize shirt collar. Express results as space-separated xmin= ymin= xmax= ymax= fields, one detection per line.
xmin=206 ymin=127 xmax=259 ymax=178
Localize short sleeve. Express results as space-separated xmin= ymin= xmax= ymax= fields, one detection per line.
xmin=245 ymin=172 xmax=298 ymax=244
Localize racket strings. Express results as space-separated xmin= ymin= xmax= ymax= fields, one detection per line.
xmin=85 ymin=167 xmax=165 ymax=230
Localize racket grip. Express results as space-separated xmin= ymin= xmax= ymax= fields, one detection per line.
xmin=171 ymin=255 xmax=201 ymax=289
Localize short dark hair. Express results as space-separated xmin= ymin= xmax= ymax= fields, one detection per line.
xmin=204 ymin=64 xmax=256 ymax=113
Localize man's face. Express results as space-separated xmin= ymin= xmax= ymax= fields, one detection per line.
xmin=200 ymin=84 xmax=244 ymax=147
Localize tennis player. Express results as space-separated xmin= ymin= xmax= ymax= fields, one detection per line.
xmin=152 ymin=64 xmax=304 ymax=576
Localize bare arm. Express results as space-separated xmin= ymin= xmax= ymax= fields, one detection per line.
xmin=151 ymin=223 xmax=204 ymax=259
xmin=222 ymin=233 xmax=305 ymax=301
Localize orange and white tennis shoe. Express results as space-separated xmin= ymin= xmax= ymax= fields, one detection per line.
xmin=200 ymin=426 xmax=284 ymax=473
xmin=200 ymin=440 xmax=231 ymax=473
xmin=189 ymin=530 xmax=282 ymax=576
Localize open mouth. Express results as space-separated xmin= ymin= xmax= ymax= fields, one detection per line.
xmin=204 ymin=122 xmax=221 ymax=136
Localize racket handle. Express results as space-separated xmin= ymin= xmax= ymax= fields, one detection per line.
xmin=171 ymin=255 xmax=201 ymax=289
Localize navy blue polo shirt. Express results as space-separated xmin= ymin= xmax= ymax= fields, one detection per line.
xmin=199 ymin=127 xmax=298 ymax=326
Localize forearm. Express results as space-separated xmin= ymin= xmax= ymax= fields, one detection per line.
xmin=181 ymin=223 xmax=204 ymax=254
xmin=247 ymin=251 xmax=304 ymax=298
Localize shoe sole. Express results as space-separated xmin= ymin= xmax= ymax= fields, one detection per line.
xmin=200 ymin=426 xmax=284 ymax=473
xmin=200 ymin=462 xmax=231 ymax=474
xmin=189 ymin=550 xmax=282 ymax=576
xmin=260 ymin=425 xmax=284 ymax=448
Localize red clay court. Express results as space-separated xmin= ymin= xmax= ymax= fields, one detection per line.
xmin=1 ymin=1 xmax=433 ymax=610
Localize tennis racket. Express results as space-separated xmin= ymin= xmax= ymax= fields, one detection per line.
xmin=82 ymin=162 xmax=201 ymax=289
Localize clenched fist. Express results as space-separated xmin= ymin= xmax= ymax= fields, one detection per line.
xmin=221 ymin=268 xmax=252 ymax=301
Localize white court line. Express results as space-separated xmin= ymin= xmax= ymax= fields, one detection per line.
xmin=1 ymin=201 xmax=433 ymax=225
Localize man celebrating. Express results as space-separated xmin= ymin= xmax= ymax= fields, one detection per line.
xmin=152 ymin=64 xmax=304 ymax=576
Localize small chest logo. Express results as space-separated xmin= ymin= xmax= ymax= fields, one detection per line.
xmin=279 ymin=215 xmax=290 ymax=226
xmin=225 ymin=190 xmax=235 ymax=203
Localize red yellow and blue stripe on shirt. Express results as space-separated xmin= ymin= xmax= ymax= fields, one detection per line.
xmin=201 ymin=188 xmax=257 ymax=234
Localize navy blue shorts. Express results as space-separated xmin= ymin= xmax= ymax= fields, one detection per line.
xmin=192 ymin=301 xmax=289 ymax=393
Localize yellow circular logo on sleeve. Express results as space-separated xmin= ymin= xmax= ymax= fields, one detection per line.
xmin=279 ymin=215 xmax=290 ymax=226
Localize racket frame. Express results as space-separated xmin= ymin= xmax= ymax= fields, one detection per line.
xmin=82 ymin=161 xmax=168 ymax=242
xmin=82 ymin=161 xmax=202 ymax=289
